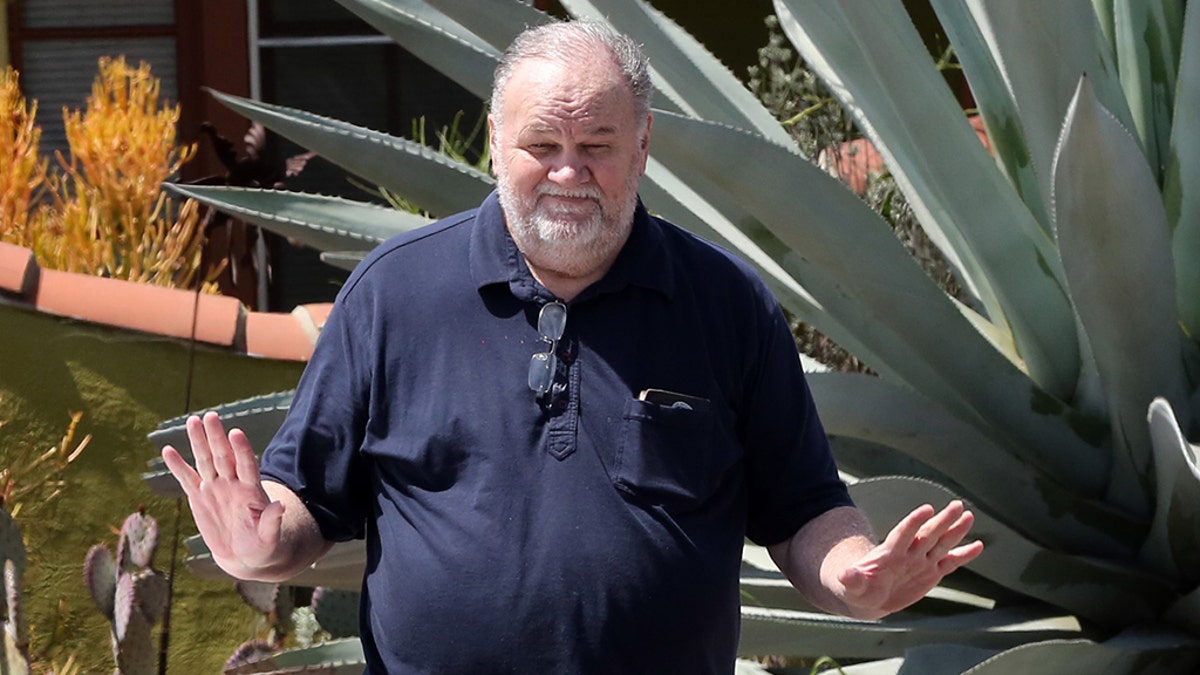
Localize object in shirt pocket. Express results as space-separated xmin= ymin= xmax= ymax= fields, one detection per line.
xmin=637 ymin=388 xmax=710 ymax=411
xmin=615 ymin=393 xmax=736 ymax=512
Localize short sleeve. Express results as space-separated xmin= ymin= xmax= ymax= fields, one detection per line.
xmin=739 ymin=299 xmax=854 ymax=546
xmin=259 ymin=292 xmax=373 ymax=542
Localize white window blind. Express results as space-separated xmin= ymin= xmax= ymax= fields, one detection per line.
xmin=22 ymin=37 xmax=178 ymax=156
xmin=20 ymin=0 xmax=174 ymax=29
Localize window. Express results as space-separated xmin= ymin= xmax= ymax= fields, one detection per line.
xmin=249 ymin=0 xmax=485 ymax=309
xmin=7 ymin=0 xmax=181 ymax=156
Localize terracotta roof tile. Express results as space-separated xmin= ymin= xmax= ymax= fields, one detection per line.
xmin=246 ymin=310 xmax=317 ymax=360
xmin=0 ymin=243 xmax=38 ymax=296
xmin=0 ymin=243 xmax=325 ymax=361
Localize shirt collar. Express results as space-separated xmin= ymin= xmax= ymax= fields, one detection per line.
xmin=469 ymin=190 xmax=675 ymax=302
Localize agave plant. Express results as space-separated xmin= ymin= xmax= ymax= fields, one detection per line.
xmin=149 ymin=0 xmax=1200 ymax=671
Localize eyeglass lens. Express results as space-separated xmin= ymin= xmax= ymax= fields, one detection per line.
xmin=528 ymin=301 xmax=567 ymax=395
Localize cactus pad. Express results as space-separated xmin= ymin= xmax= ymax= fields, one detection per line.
xmin=236 ymin=580 xmax=279 ymax=615
xmin=223 ymin=640 xmax=274 ymax=672
xmin=86 ymin=511 xmax=168 ymax=675
xmin=131 ymin=570 xmax=169 ymax=623
xmin=84 ymin=545 xmax=118 ymax=620
xmin=311 ymin=587 xmax=360 ymax=639
xmin=117 ymin=512 xmax=158 ymax=570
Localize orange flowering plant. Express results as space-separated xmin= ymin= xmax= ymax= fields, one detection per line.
xmin=0 ymin=57 xmax=214 ymax=291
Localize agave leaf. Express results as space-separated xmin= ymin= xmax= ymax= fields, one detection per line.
xmin=166 ymin=185 xmax=429 ymax=252
xmin=930 ymin=0 xmax=1134 ymax=236
xmin=419 ymin=0 xmax=550 ymax=54
xmin=1166 ymin=0 xmax=1200 ymax=338
xmin=809 ymin=372 xmax=1140 ymax=557
xmin=850 ymin=477 xmax=1178 ymax=627
xmin=960 ymin=632 xmax=1200 ymax=674
xmin=184 ymin=537 xmax=365 ymax=592
xmin=843 ymin=661 xmax=904 ymax=675
xmin=208 ymin=90 xmax=494 ymax=218
xmin=829 ymin=436 xmax=958 ymax=487
xmin=1052 ymin=75 xmax=1192 ymax=522
xmin=895 ymin=644 xmax=997 ymax=675
xmin=144 ymin=392 xmax=294 ymax=497
xmin=1113 ymin=0 xmax=1185 ymax=179
xmin=925 ymin=0 xmax=1047 ymax=230
xmin=224 ymin=637 xmax=366 ymax=675
xmin=1094 ymin=0 xmax=1117 ymax=49
xmin=639 ymin=159 xmax=917 ymax=386
xmin=739 ymin=605 xmax=1082 ymax=661
xmin=1144 ymin=398 xmax=1200 ymax=585
xmin=651 ymin=109 xmax=1106 ymax=496
xmin=559 ymin=0 xmax=794 ymax=147
xmin=147 ymin=391 xmax=294 ymax=459
xmin=320 ymin=251 xmax=369 ymax=272
xmin=332 ymin=0 xmax=498 ymax=100
xmin=774 ymin=0 xmax=1084 ymax=402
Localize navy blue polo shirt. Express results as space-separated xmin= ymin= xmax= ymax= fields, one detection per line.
xmin=259 ymin=191 xmax=852 ymax=673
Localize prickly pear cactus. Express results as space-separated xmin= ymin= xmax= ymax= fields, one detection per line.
xmin=310 ymin=587 xmax=359 ymax=640
xmin=84 ymin=510 xmax=169 ymax=675
xmin=236 ymin=580 xmax=295 ymax=644
xmin=2 ymin=509 xmax=31 ymax=675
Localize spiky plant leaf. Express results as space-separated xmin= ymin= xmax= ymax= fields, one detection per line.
xmin=809 ymin=372 xmax=1140 ymax=556
xmin=330 ymin=0 xmax=498 ymax=100
xmin=320 ymin=251 xmax=368 ymax=271
xmin=1112 ymin=0 xmax=1185 ymax=179
xmin=649 ymin=109 xmax=1105 ymax=494
xmin=953 ymin=631 xmax=1200 ymax=675
xmin=560 ymin=0 xmax=795 ymax=146
xmin=206 ymin=90 xmax=493 ymax=218
xmin=165 ymin=185 xmax=429 ymax=253
xmin=928 ymin=0 xmax=1134 ymax=233
xmin=1145 ymin=398 xmax=1200 ymax=585
xmin=739 ymin=605 xmax=1083 ymax=660
xmin=773 ymin=0 xmax=1084 ymax=401
xmin=1167 ymin=0 xmax=1200 ymax=337
xmin=850 ymin=477 xmax=1178 ymax=627
xmin=1052 ymin=75 xmax=1193 ymax=523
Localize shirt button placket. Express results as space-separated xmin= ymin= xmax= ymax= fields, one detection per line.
xmin=545 ymin=336 xmax=578 ymax=460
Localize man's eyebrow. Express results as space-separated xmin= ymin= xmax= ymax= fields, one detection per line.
xmin=517 ymin=122 xmax=620 ymax=137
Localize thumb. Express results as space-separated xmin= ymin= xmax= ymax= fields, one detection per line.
xmin=258 ymin=499 xmax=285 ymax=547
xmin=839 ymin=565 xmax=868 ymax=596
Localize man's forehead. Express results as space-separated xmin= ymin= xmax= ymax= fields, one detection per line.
xmin=518 ymin=116 xmax=620 ymax=137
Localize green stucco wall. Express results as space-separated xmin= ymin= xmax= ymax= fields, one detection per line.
xmin=0 ymin=302 xmax=305 ymax=672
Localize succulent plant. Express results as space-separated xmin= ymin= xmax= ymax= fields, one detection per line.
xmin=2 ymin=509 xmax=31 ymax=675
xmin=85 ymin=510 xmax=169 ymax=675
xmin=235 ymin=580 xmax=296 ymax=645
xmin=224 ymin=581 xmax=364 ymax=675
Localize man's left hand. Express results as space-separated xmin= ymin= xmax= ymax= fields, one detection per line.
xmin=768 ymin=501 xmax=984 ymax=620
xmin=837 ymin=501 xmax=984 ymax=618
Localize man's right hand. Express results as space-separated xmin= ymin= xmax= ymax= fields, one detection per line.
xmin=161 ymin=411 xmax=322 ymax=580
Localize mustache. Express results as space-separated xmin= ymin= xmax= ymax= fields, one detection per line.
xmin=535 ymin=184 xmax=603 ymax=201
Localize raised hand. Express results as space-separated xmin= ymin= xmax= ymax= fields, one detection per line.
xmin=837 ymin=501 xmax=984 ymax=618
xmin=160 ymin=411 xmax=286 ymax=578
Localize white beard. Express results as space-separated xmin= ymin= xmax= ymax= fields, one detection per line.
xmin=497 ymin=171 xmax=639 ymax=279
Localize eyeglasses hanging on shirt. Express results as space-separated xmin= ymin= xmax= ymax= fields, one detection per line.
xmin=528 ymin=301 xmax=567 ymax=396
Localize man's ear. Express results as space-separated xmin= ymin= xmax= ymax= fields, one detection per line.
xmin=637 ymin=113 xmax=653 ymax=176
xmin=487 ymin=113 xmax=499 ymax=176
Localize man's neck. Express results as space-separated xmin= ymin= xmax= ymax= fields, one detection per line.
xmin=524 ymin=257 xmax=613 ymax=302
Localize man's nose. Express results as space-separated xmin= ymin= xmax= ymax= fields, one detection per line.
xmin=547 ymin=152 xmax=590 ymax=186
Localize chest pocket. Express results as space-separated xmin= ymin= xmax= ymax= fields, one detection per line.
xmin=613 ymin=396 xmax=739 ymax=512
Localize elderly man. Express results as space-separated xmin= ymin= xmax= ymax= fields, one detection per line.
xmin=162 ymin=20 xmax=982 ymax=673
